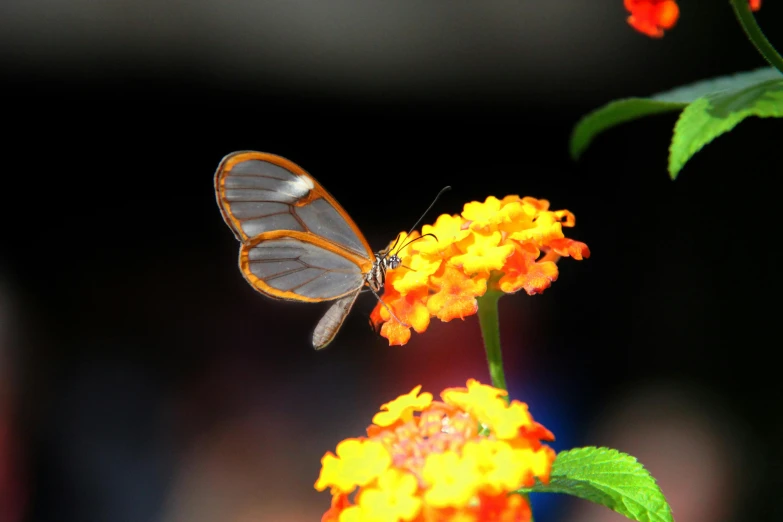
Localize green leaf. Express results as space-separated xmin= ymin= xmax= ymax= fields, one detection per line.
xmin=569 ymin=67 xmax=783 ymax=164
xmin=570 ymin=98 xmax=685 ymax=160
xmin=652 ymin=67 xmax=782 ymax=103
xmin=668 ymin=77 xmax=783 ymax=179
xmin=518 ymin=446 xmax=673 ymax=522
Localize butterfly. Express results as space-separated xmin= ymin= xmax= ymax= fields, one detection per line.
xmin=214 ymin=151 xmax=444 ymax=349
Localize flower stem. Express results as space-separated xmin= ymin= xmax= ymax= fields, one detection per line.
xmin=477 ymin=274 xmax=508 ymax=393
xmin=730 ymin=0 xmax=783 ymax=74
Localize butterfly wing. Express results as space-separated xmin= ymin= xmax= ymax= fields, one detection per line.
xmin=215 ymin=151 xmax=376 ymax=348
xmin=239 ymin=231 xmax=369 ymax=302
xmin=214 ymin=151 xmax=373 ymax=258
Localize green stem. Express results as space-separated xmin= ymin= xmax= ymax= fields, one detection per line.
xmin=730 ymin=0 xmax=783 ymax=74
xmin=477 ymin=274 xmax=507 ymax=393
xmin=477 ymin=278 xmax=532 ymax=520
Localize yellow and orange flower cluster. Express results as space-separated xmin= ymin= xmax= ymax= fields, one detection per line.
xmin=371 ymin=195 xmax=589 ymax=345
xmin=625 ymin=0 xmax=761 ymax=38
xmin=315 ymin=380 xmax=556 ymax=522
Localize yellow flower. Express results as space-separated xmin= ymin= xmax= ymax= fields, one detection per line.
xmin=482 ymin=401 xmax=536 ymax=440
xmin=390 ymin=252 xmax=442 ymax=295
xmin=441 ymin=378 xmax=509 ymax=414
xmin=315 ymin=439 xmax=392 ymax=495
xmin=463 ymin=439 xmax=527 ymax=494
xmin=416 ymin=214 xmax=471 ymax=256
xmin=422 ymin=452 xmax=479 ymax=508
xmin=450 ymin=231 xmax=516 ymax=274
xmin=316 ymin=380 xmax=555 ymax=522
xmin=350 ymin=469 xmax=422 ymax=522
xmin=442 ymin=380 xmax=555 ymax=443
xmin=371 ymin=194 xmax=589 ymax=345
xmin=463 ymin=196 xmax=506 ymax=230
xmin=373 ymin=385 xmax=434 ymax=427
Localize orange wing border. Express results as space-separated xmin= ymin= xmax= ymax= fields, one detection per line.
xmin=214 ymin=151 xmax=374 ymax=257
xmin=239 ymin=229 xmax=374 ymax=303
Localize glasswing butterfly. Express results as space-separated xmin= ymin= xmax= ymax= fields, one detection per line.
xmin=214 ymin=151 xmax=446 ymax=349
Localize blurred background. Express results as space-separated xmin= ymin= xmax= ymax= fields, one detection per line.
xmin=1 ymin=1 xmax=781 ymax=521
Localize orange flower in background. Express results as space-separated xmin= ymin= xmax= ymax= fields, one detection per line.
xmin=624 ymin=0 xmax=679 ymax=38
xmin=625 ymin=0 xmax=760 ymax=37
xmin=315 ymin=380 xmax=556 ymax=522
xmin=370 ymin=196 xmax=589 ymax=345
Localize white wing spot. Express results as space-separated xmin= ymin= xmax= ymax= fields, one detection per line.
xmin=275 ymin=174 xmax=314 ymax=200
xmin=297 ymin=175 xmax=315 ymax=192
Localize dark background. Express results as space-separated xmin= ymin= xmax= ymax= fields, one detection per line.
xmin=1 ymin=2 xmax=781 ymax=522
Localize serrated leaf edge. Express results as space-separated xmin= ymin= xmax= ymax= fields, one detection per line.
xmin=520 ymin=447 xmax=673 ymax=522
xmin=668 ymin=79 xmax=783 ymax=179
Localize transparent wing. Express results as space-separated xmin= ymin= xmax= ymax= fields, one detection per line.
xmin=312 ymin=291 xmax=360 ymax=350
xmin=215 ymin=151 xmax=372 ymax=257
xmin=239 ymin=233 xmax=367 ymax=302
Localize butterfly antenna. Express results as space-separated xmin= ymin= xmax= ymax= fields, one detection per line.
xmin=389 ymin=186 xmax=451 ymax=256
xmin=383 ymin=231 xmax=403 ymax=255
xmin=405 ymin=186 xmax=451 ymax=237
xmin=394 ymin=233 xmax=439 ymax=256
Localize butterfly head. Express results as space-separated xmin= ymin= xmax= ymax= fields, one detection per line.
xmin=385 ymin=254 xmax=402 ymax=271
xmin=366 ymin=252 xmax=401 ymax=293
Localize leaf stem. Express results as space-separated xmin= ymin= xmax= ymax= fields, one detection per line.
xmin=477 ymin=273 xmax=508 ymax=393
xmin=730 ymin=0 xmax=783 ymax=74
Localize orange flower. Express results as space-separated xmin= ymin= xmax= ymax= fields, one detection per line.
xmin=315 ymin=380 xmax=556 ymax=522
xmin=371 ymin=195 xmax=589 ymax=345
xmin=624 ymin=0 xmax=679 ymax=38
xmin=749 ymin=0 xmax=761 ymax=11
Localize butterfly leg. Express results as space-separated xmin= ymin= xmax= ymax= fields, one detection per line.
xmin=367 ymin=286 xmax=410 ymax=328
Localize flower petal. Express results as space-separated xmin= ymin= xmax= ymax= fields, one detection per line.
xmin=357 ymin=469 xmax=423 ymax=522
xmin=422 ymin=452 xmax=479 ymax=508
xmin=380 ymin=320 xmax=412 ymax=346
xmin=426 ymin=266 xmax=487 ymax=322
xmin=548 ymin=238 xmax=591 ymax=260
xmin=315 ymin=439 xmax=392 ymax=494
xmin=462 ymin=196 xmax=503 ymax=229
xmin=416 ymin=214 xmax=472 ymax=255
xmin=390 ymin=255 xmax=442 ymax=295
xmin=450 ymin=231 xmax=515 ymax=274
xmin=497 ymin=248 xmax=559 ymax=295
xmin=373 ymin=385 xmax=434 ymax=427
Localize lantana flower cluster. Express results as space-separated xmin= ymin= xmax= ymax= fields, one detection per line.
xmin=625 ymin=0 xmax=762 ymax=38
xmin=315 ymin=379 xmax=556 ymax=522
xmin=370 ymin=195 xmax=589 ymax=345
